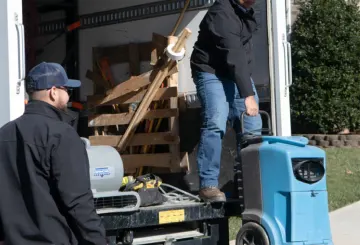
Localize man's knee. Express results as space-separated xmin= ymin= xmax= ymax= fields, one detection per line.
xmin=202 ymin=111 xmax=228 ymax=136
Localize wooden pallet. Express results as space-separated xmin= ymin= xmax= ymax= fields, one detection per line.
xmin=86 ymin=32 xmax=189 ymax=174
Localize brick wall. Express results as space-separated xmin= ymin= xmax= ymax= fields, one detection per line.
xmin=295 ymin=134 xmax=360 ymax=148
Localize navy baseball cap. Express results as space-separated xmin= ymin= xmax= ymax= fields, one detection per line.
xmin=26 ymin=62 xmax=81 ymax=92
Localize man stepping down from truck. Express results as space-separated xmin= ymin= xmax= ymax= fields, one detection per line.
xmin=190 ymin=0 xmax=262 ymax=202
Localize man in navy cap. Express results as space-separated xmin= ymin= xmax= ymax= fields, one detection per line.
xmin=0 ymin=62 xmax=107 ymax=245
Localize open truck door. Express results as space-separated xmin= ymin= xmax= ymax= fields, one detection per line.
xmin=0 ymin=0 xmax=25 ymax=128
xmin=269 ymin=0 xmax=292 ymax=136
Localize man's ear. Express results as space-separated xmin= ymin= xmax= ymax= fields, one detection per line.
xmin=49 ymin=87 xmax=57 ymax=102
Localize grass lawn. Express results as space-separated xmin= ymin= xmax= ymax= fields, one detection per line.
xmin=228 ymin=148 xmax=360 ymax=240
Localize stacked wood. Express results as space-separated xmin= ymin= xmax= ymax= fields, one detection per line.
xmin=86 ymin=29 xmax=191 ymax=175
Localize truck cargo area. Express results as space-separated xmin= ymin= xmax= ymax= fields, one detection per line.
xmin=24 ymin=0 xmax=273 ymax=191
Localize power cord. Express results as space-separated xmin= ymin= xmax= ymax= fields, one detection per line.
xmin=159 ymin=183 xmax=201 ymax=203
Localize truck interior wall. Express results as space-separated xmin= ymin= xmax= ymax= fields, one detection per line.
xmin=35 ymin=34 xmax=66 ymax=65
xmin=34 ymin=0 xmax=270 ymax=104
xmin=77 ymin=0 xmax=207 ymax=102
xmin=35 ymin=11 xmax=66 ymax=66
xmin=77 ymin=0 xmax=270 ymax=103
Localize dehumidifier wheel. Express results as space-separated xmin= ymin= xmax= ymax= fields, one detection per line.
xmin=236 ymin=222 xmax=270 ymax=245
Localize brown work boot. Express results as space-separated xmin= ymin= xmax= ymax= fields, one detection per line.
xmin=199 ymin=187 xmax=226 ymax=203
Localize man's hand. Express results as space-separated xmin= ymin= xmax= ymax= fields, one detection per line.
xmin=245 ymin=95 xmax=259 ymax=116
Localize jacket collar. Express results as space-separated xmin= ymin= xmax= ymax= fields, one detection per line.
xmin=24 ymin=100 xmax=76 ymax=125
xmin=230 ymin=0 xmax=255 ymax=16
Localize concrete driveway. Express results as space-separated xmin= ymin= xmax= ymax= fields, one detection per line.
xmin=230 ymin=201 xmax=360 ymax=245
xmin=330 ymin=201 xmax=360 ymax=245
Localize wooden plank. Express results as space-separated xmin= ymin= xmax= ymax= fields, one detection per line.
xmin=88 ymin=67 xmax=178 ymax=108
xmin=88 ymin=108 xmax=178 ymax=127
xmin=151 ymin=33 xmax=168 ymax=65
xmin=100 ymin=71 xmax=151 ymax=105
xmin=127 ymin=43 xmax=141 ymax=158
xmin=89 ymin=132 xmax=179 ymax=147
xmin=116 ymin=29 xmax=191 ymax=152
xmin=167 ymin=36 xmax=182 ymax=172
xmin=127 ymin=43 xmax=142 ymax=155
xmin=122 ymin=153 xmax=172 ymax=169
xmin=87 ymin=87 xmax=178 ymax=107
xmin=94 ymin=42 xmax=152 ymax=65
xmin=170 ymin=0 xmax=192 ymax=36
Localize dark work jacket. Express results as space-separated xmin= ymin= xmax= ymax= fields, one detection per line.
xmin=190 ymin=0 xmax=258 ymax=98
xmin=0 ymin=100 xmax=106 ymax=245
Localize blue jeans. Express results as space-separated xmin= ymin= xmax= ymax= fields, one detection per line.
xmin=193 ymin=71 xmax=262 ymax=188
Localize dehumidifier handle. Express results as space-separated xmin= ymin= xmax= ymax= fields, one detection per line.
xmin=240 ymin=110 xmax=272 ymax=135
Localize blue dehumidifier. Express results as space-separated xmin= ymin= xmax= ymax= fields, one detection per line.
xmin=235 ymin=111 xmax=333 ymax=245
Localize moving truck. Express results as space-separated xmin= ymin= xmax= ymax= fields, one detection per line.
xmin=0 ymin=0 xmax=293 ymax=244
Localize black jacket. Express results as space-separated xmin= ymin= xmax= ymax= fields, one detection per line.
xmin=190 ymin=0 xmax=258 ymax=98
xmin=0 ymin=100 xmax=106 ymax=245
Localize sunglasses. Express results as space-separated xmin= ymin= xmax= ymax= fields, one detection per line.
xmin=48 ymin=86 xmax=73 ymax=96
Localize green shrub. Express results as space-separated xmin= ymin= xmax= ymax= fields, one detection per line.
xmin=290 ymin=0 xmax=360 ymax=134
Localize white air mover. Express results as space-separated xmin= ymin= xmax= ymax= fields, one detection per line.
xmin=81 ymin=138 xmax=140 ymax=213
xmin=81 ymin=137 xmax=124 ymax=193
